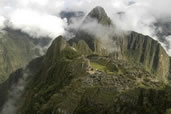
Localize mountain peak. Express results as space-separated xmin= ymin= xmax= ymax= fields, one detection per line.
xmin=89 ymin=6 xmax=106 ymax=16
xmin=83 ymin=6 xmax=112 ymax=25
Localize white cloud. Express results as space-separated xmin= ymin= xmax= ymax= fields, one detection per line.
xmin=8 ymin=9 xmax=66 ymax=38
xmin=63 ymin=0 xmax=171 ymax=55
xmin=0 ymin=0 xmax=171 ymax=53
xmin=79 ymin=18 xmax=123 ymax=53
xmin=164 ymin=35 xmax=171 ymax=55
xmin=0 ymin=0 xmax=66 ymax=39
xmin=0 ymin=16 xmax=5 ymax=28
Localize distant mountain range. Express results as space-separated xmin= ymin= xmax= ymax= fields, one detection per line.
xmin=60 ymin=10 xmax=84 ymax=24
xmin=0 ymin=28 xmax=50 ymax=83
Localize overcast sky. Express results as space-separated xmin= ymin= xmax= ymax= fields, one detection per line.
xmin=0 ymin=0 xmax=171 ymax=38
xmin=0 ymin=0 xmax=171 ymax=54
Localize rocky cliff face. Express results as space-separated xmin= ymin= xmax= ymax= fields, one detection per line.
xmin=122 ymin=31 xmax=170 ymax=83
xmin=0 ymin=6 xmax=171 ymax=114
xmin=0 ymin=28 xmax=50 ymax=83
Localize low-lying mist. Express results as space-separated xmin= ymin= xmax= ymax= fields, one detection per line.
xmin=0 ymin=68 xmax=30 ymax=114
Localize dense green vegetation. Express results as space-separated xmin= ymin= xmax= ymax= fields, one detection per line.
xmin=15 ymin=36 xmax=171 ymax=114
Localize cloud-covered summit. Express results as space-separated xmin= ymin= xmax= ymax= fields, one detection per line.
xmin=0 ymin=0 xmax=171 ymax=38
xmin=0 ymin=0 xmax=171 ymax=54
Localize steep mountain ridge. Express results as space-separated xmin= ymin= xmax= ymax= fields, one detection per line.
xmin=0 ymin=6 xmax=171 ymax=114
xmin=70 ymin=7 xmax=171 ymax=83
xmin=0 ymin=28 xmax=50 ymax=83
xmin=83 ymin=6 xmax=112 ymax=25
xmin=16 ymin=36 xmax=171 ymax=114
